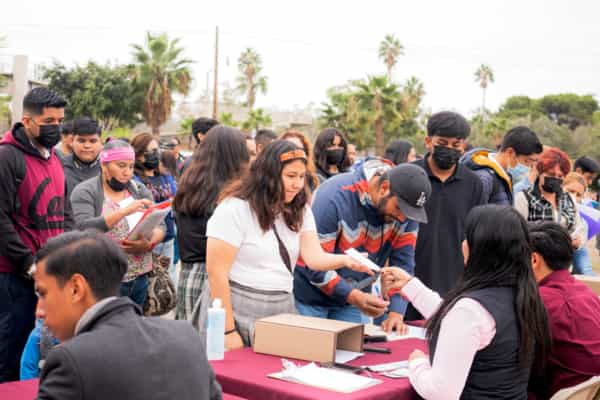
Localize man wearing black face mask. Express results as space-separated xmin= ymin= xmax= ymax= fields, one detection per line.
xmin=0 ymin=87 xmax=73 ymax=382
xmin=407 ymin=111 xmax=486 ymax=321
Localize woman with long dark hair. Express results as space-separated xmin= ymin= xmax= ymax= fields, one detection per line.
xmin=130 ymin=133 xmax=178 ymax=281
xmin=313 ymin=128 xmax=349 ymax=183
xmin=382 ymin=205 xmax=551 ymax=399
xmin=199 ymin=140 xmax=374 ymax=350
xmin=384 ymin=139 xmax=417 ymax=165
xmin=173 ymin=126 xmax=250 ymax=323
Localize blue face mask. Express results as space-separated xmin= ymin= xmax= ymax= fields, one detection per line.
xmin=508 ymin=162 xmax=529 ymax=181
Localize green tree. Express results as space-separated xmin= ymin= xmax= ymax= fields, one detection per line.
xmin=44 ymin=61 xmax=143 ymax=130
xmin=236 ymin=48 xmax=268 ymax=110
xmin=497 ymin=96 xmax=542 ymax=120
xmin=241 ymin=108 xmax=272 ymax=132
xmin=0 ymin=35 xmax=9 ymax=126
xmin=131 ymin=32 xmax=193 ymax=136
xmin=178 ymin=116 xmax=194 ymax=134
xmin=378 ymin=34 xmax=404 ymax=81
xmin=319 ymin=76 xmax=424 ymax=152
xmin=537 ymin=93 xmax=598 ymax=130
xmin=474 ymin=64 xmax=494 ymax=122
xmin=352 ymin=75 xmax=403 ymax=156
xmin=0 ymin=35 xmax=7 ymax=88
xmin=219 ymin=112 xmax=239 ymax=127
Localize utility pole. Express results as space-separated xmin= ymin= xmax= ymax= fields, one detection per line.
xmin=212 ymin=26 xmax=219 ymax=119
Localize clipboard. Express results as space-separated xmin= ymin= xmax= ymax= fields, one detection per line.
xmin=125 ymin=200 xmax=172 ymax=241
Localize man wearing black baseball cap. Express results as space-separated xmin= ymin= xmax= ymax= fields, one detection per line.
xmin=386 ymin=164 xmax=431 ymax=224
xmin=407 ymin=111 xmax=486 ymax=320
xmin=294 ymin=158 xmax=431 ymax=332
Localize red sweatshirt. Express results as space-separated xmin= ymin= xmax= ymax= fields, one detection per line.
xmin=0 ymin=124 xmax=72 ymax=274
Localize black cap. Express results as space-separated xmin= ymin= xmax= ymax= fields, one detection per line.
xmin=387 ymin=164 xmax=431 ymax=224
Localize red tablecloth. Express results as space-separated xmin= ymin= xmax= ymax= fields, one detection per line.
xmin=0 ymin=379 xmax=247 ymax=400
xmin=210 ymin=338 xmax=427 ymax=400
xmin=0 ymin=379 xmax=38 ymax=400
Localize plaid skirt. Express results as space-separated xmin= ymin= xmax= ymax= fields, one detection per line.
xmin=197 ymin=280 xmax=295 ymax=347
xmin=175 ymin=262 xmax=208 ymax=324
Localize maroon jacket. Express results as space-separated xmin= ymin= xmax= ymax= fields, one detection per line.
xmin=0 ymin=124 xmax=72 ymax=274
xmin=538 ymin=269 xmax=600 ymax=398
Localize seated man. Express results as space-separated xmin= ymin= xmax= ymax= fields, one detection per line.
xmin=529 ymin=221 xmax=600 ymax=398
xmin=34 ymin=231 xmax=222 ymax=400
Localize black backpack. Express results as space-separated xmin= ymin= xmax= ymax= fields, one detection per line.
xmin=0 ymin=143 xmax=27 ymax=213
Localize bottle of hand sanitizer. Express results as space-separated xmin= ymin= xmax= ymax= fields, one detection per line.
xmin=206 ymin=298 xmax=225 ymax=360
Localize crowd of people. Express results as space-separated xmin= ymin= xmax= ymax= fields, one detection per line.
xmin=1 ymin=86 xmax=600 ymax=399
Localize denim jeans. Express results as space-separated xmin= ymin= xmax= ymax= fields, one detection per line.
xmin=0 ymin=273 xmax=37 ymax=382
xmin=120 ymin=274 xmax=149 ymax=306
xmin=295 ymin=300 xmax=364 ymax=323
xmin=572 ymin=246 xmax=595 ymax=276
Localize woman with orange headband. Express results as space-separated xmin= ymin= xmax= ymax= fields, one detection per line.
xmin=70 ymin=139 xmax=165 ymax=306
xmin=197 ymin=140 xmax=376 ymax=350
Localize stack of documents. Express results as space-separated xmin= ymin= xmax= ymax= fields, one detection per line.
xmin=269 ymin=359 xmax=381 ymax=393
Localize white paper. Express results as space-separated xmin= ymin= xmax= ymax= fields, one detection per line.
xmin=365 ymin=360 xmax=409 ymax=372
xmin=275 ymin=360 xmax=381 ymax=393
xmin=127 ymin=206 xmax=171 ymax=240
xmin=344 ymin=248 xmax=381 ymax=271
xmin=118 ymin=197 xmax=143 ymax=233
xmin=334 ymin=350 xmax=364 ymax=364
xmin=364 ymin=323 xmax=427 ymax=341
xmin=382 ymin=368 xmax=410 ymax=378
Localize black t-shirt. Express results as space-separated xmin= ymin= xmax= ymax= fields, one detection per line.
xmin=406 ymin=155 xmax=486 ymax=320
xmin=176 ymin=212 xmax=211 ymax=264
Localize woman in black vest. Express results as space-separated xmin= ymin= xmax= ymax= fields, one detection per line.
xmin=382 ymin=205 xmax=551 ymax=399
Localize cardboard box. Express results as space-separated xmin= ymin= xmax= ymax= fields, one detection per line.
xmin=253 ymin=313 xmax=364 ymax=364
xmin=574 ymin=275 xmax=600 ymax=296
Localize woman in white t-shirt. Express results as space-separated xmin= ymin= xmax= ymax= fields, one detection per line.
xmin=198 ymin=140 xmax=375 ymax=350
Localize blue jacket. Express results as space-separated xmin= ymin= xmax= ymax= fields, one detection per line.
xmin=293 ymin=158 xmax=419 ymax=314
xmin=20 ymin=321 xmax=59 ymax=380
xmin=461 ymin=149 xmax=513 ymax=206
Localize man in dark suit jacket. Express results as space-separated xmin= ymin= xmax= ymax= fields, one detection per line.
xmin=33 ymin=230 xmax=222 ymax=400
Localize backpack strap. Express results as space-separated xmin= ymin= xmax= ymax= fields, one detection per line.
xmin=0 ymin=143 xmax=26 ymax=214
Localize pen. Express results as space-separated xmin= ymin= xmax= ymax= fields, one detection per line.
xmin=363 ymin=346 xmax=392 ymax=354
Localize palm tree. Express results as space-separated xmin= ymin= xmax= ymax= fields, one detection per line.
xmin=378 ymin=35 xmax=404 ymax=81
xmin=236 ymin=48 xmax=268 ymax=110
xmin=402 ymin=76 xmax=425 ymax=112
xmin=219 ymin=112 xmax=239 ymax=127
xmin=241 ymin=108 xmax=272 ymax=132
xmin=130 ymin=32 xmax=193 ymax=136
xmin=474 ymin=64 xmax=495 ymax=122
xmin=352 ymin=75 xmax=403 ymax=156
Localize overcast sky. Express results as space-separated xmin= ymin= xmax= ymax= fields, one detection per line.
xmin=2 ymin=0 xmax=599 ymax=118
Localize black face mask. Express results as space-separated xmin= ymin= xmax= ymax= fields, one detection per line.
xmin=542 ymin=176 xmax=563 ymax=193
xmin=142 ymin=150 xmax=160 ymax=170
xmin=107 ymin=177 xmax=128 ymax=192
xmin=36 ymin=124 xmax=62 ymax=149
xmin=432 ymin=145 xmax=461 ymax=170
xmin=326 ymin=148 xmax=344 ymax=166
